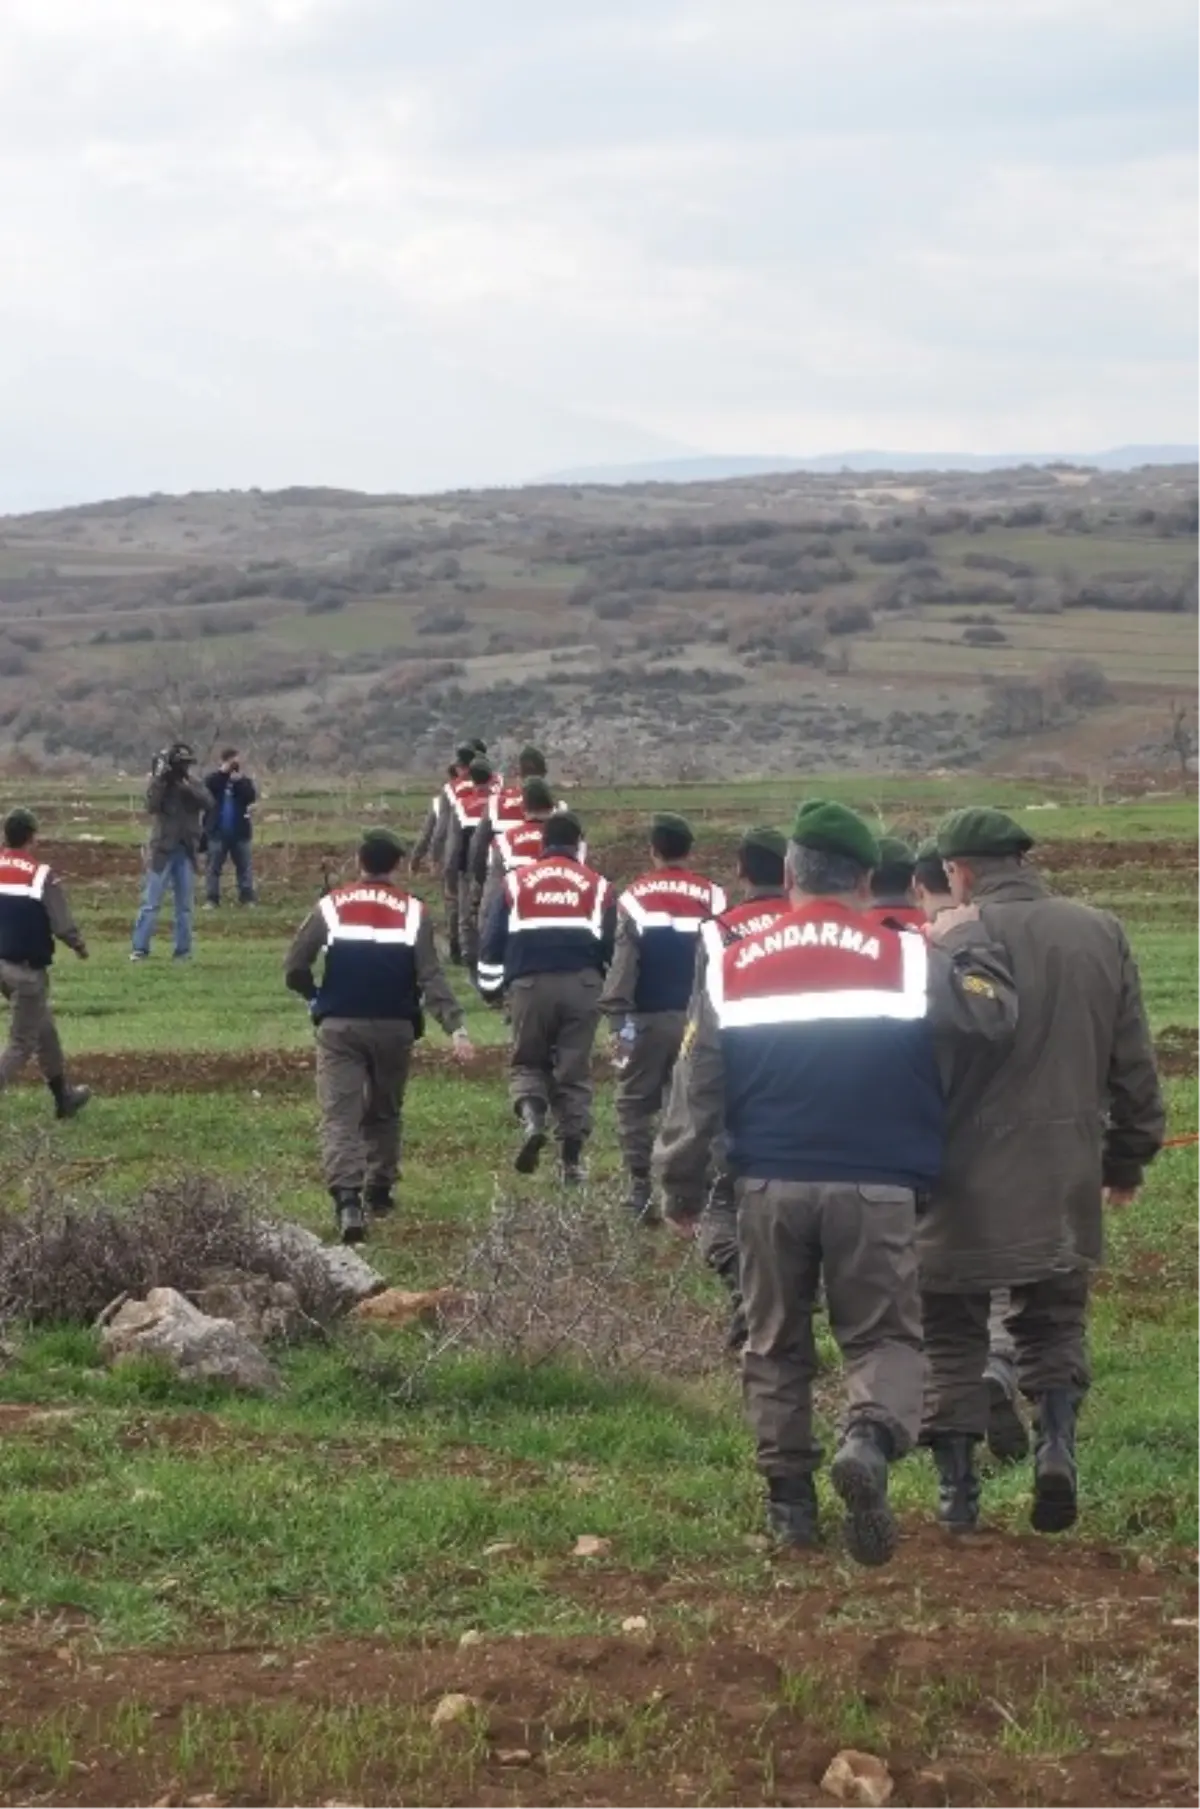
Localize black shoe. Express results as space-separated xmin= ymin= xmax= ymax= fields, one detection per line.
xmin=930 ymin=1435 xmax=981 ymax=1533
xmin=625 ymin=1172 xmax=658 ymax=1224
xmin=514 ymin=1100 xmax=548 ymax=1174
xmin=365 ymin=1184 xmax=395 ymax=1217
xmin=830 ymin=1424 xmax=897 ymax=1568
xmin=54 ymin=1084 xmax=92 ymax=1121
xmin=449 ymin=942 xmax=464 ymax=967
xmin=766 ymin=1476 xmax=820 ymax=1549
xmin=332 ymin=1188 xmax=367 ymax=1246
xmin=1031 ymin=1390 xmax=1079 ymax=1534
xmin=560 ymin=1137 xmax=587 ymax=1186
xmin=985 ymin=1364 xmax=1030 ymax=1464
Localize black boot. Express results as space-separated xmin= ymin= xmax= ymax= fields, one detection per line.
xmin=514 ymin=1099 xmax=548 ymax=1174
xmin=930 ymin=1435 xmax=981 ymax=1532
xmin=50 ymin=1079 xmax=91 ymax=1121
xmin=365 ymin=1183 xmax=395 ymax=1217
xmin=560 ymin=1137 xmax=586 ymax=1186
xmin=331 ymin=1187 xmax=367 ymax=1246
xmin=1031 ymin=1390 xmax=1079 ymax=1534
xmin=765 ymin=1475 xmax=820 ymax=1549
xmin=625 ymin=1171 xmax=657 ymax=1224
xmin=985 ymin=1359 xmax=1030 ymax=1464
xmin=830 ymin=1423 xmax=897 ymax=1568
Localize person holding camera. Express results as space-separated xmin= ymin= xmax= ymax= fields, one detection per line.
xmin=130 ymin=743 xmax=213 ymax=962
xmin=203 ymin=748 xmax=257 ymax=908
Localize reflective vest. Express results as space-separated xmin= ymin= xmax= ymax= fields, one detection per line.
xmin=0 ymin=852 xmax=54 ymax=967
xmin=709 ymin=899 xmax=942 ymax=1189
xmin=619 ymin=868 xmax=727 ymax=1013
xmin=496 ymin=819 xmax=589 ymax=873
xmin=313 ymin=882 xmax=424 ymax=1023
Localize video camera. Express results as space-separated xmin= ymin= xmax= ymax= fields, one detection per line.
xmin=151 ymin=741 xmax=198 ymax=782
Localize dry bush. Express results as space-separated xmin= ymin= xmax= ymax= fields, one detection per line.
xmin=0 ymin=1166 xmax=344 ymax=1335
xmin=396 ymin=1186 xmax=725 ymax=1394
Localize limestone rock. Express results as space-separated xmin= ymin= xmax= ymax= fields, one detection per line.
xmin=259 ymin=1222 xmax=384 ymax=1309
xmin=100 ymin=1287 xmax=281 ymax=1395
xmin=821 ymin=1751 xmax=894 ymax=1807
xmin=191 ymin=1268 xmax=303 ymax=1343
xmin=572 ymin=1534 xmax=612 ymax=1558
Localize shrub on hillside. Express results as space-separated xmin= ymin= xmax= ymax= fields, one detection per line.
xmin=962 ymin=625 xmax=1008 ymax=646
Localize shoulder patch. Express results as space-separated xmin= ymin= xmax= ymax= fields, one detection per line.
xmin=962 ymin=974 xmax=996 ymax=997
xmin=680 ymin=1018 xmax=698 ymax=1058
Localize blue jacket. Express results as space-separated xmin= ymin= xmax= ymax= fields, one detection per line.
xmin=204 ymin=771 xmax=257 ymax=844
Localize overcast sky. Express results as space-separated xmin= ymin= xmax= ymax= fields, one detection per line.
xmin=1 ymin=0 xmax=1196 ymax=506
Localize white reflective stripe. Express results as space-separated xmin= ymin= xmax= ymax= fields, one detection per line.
xmin=327 ymin=924 xmax=420 ymax=946
xmin=476 ymin=961 xmax=505 ymax=983
xmin=710 ymin=884 xmax=728 ymax=916
xmin=620 ymin=891 xmax=713 ymax=933
xmin=0 ymin=863 xmax=50 ymax=901
xmin=700 ymin=918 xmax=726 ymax=973
xmin=319 ymin=895 xmax=339 ymax=937
xmin=717 ymin=931 xmax=929 ymax=1027
xmin=510 ymin=916 xmax=600 ymax=934
xmin=0 ymin=883 xmax=36 ymax=898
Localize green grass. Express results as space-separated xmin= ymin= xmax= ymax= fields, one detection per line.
xmin=0 ymin=777 xmax=1193 ymax=1802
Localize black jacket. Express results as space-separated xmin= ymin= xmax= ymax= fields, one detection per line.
xmin=204 ymin=771 xmax=257 ymax=844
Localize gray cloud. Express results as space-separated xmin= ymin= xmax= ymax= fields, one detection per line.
xmin=0 ymin=0 xmax=1194 ymax=507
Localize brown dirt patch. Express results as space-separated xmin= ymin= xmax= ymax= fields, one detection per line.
xmin=0 ymin=1537 xmax=1194 ymax=1807
xmin=27 ymin=1043 xmax=511 ymax=1098
xmin=1155 ymin=1025 xmax=1198 ymax=1078
xmin=1036 ymin=838 xmax=1197 ymax=878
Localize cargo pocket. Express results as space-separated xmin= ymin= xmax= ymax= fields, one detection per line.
xmin=857 ymin=1185 xmax=914 ymax=1205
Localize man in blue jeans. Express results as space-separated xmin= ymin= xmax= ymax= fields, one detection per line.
xmin=203 ymin=748 xmax=257 ymax=907
xmin=130 ymin=743 xmax=213 ymax=961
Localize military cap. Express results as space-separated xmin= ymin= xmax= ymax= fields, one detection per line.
xmin=937 ymin=807 xmax=1034 ymax=860
xmin=522 ymin=777 xmax=554 ymax=812
xmin=467 ymin=757 xmax=493 ymax=783
xmin=470 ymin=737 xmax=488 ymax=754
xmin=454 ymin=741 xmax=476 ymax=766
xmin=542 ymin=809 xmax=584 ymax=847
xmin=3 ymin=807 xmax=38 ymax=846
xmin=791 ymin=799 xmax=879 ymax=871
xmin=358 ymin=828 xmax=405 ymax=866
xmin=651 ymin=811 xmax=692 ymax=839
xmin=518 ymin=743 xmax=547 ymax=772
xmin=740 ymin=825 xmax=788 ymax=860
xmin=875 ymin=834 xmax=916 ymax=872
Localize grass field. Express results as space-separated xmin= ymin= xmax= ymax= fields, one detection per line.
xmin=0 ymin=776 xmax=1195 ymax=1806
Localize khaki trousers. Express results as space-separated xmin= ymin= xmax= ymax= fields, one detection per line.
xmin=739 ymin=1179 xmax=924 ymax=1481
xmin=0 ymin=962 xmax=64 ymax=1087
xmin=922 ymin=1273 xmax=1090 ymax=1438
xmin=509 ymin=970 xmax=601 ymax=1141
xmin=316 ymin=1017 xmax=414 ymax=1193
xmin=614 ymin=1009 xmax=687 ymax=1175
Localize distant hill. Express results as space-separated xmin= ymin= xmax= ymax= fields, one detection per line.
xmin=546 ymin=447 xmax=1200 ymax=486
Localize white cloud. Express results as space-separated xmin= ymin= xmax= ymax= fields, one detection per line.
xmin=0 ymin=0 xmax=1195 ymax=506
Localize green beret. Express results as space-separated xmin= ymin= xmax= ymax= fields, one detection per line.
xmin=454 ymin=742 xmax=476 ymax=766
xmin=522 ymin=777 xmax=554 ymax=812
xmin=740 ymin=825 xmax=788 ymax=859
xmin=542 ymin=809 xmax=584 ymax=847
xmin=915 ymin=837 xmax=941 ymax=863
xmin=937 ymin=807 xmax=1034 ymax=860
xmin=3 ymin=807 xmax=38 ymax=844
xmin=518 ymin=743 xmax=547 ymax=772
xmin=360 ymin=828 xmax=405 ymax=858
xmin=652 ymin=811 xmax=692 ymax=838
xmin=791 ymin=800 xmax=879 ymax=871
xmin=470 ymin=737 xmax=488 ymax=753
xmin=467 ymin=758 xmax=493 ymax=783
xmin=875 ymin=835 xmax=916 ymax=872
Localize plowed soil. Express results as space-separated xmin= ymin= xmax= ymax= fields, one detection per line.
xmin=1155 ymin=1026 xmax=1198 ymax=1078
xmin=41 ymin=1044 xmax=511 ymax=1097
xmin=0 ymin=1528 xmax=1193 ymax=1806
xmin=1036 ymin=839 xmax=1196 ymax=877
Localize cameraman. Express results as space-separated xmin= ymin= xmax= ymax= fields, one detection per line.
xmin=203 ymin=747 xmax=257 ymax=907
xmin=130 ymin=743 xmax=213 ymax=962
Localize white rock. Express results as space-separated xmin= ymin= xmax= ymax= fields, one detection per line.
xmin=572 ymin=1534 xmax=612 ymax=1558
xmin=820 ymin=1750 xmax=893 ymax=1807
xmin=100 ymin=1287 xmax=281 ymax=1395
xmin=482 ymin=1542 xmax=519 ymax=1559
xmin=458 ymin=1629 xmax=483 ymax=1648
xmin=621 ymin=1615 xmax=648 ymax=1633
xmin=260 ymin=1222 xmax=384 ymax=1308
